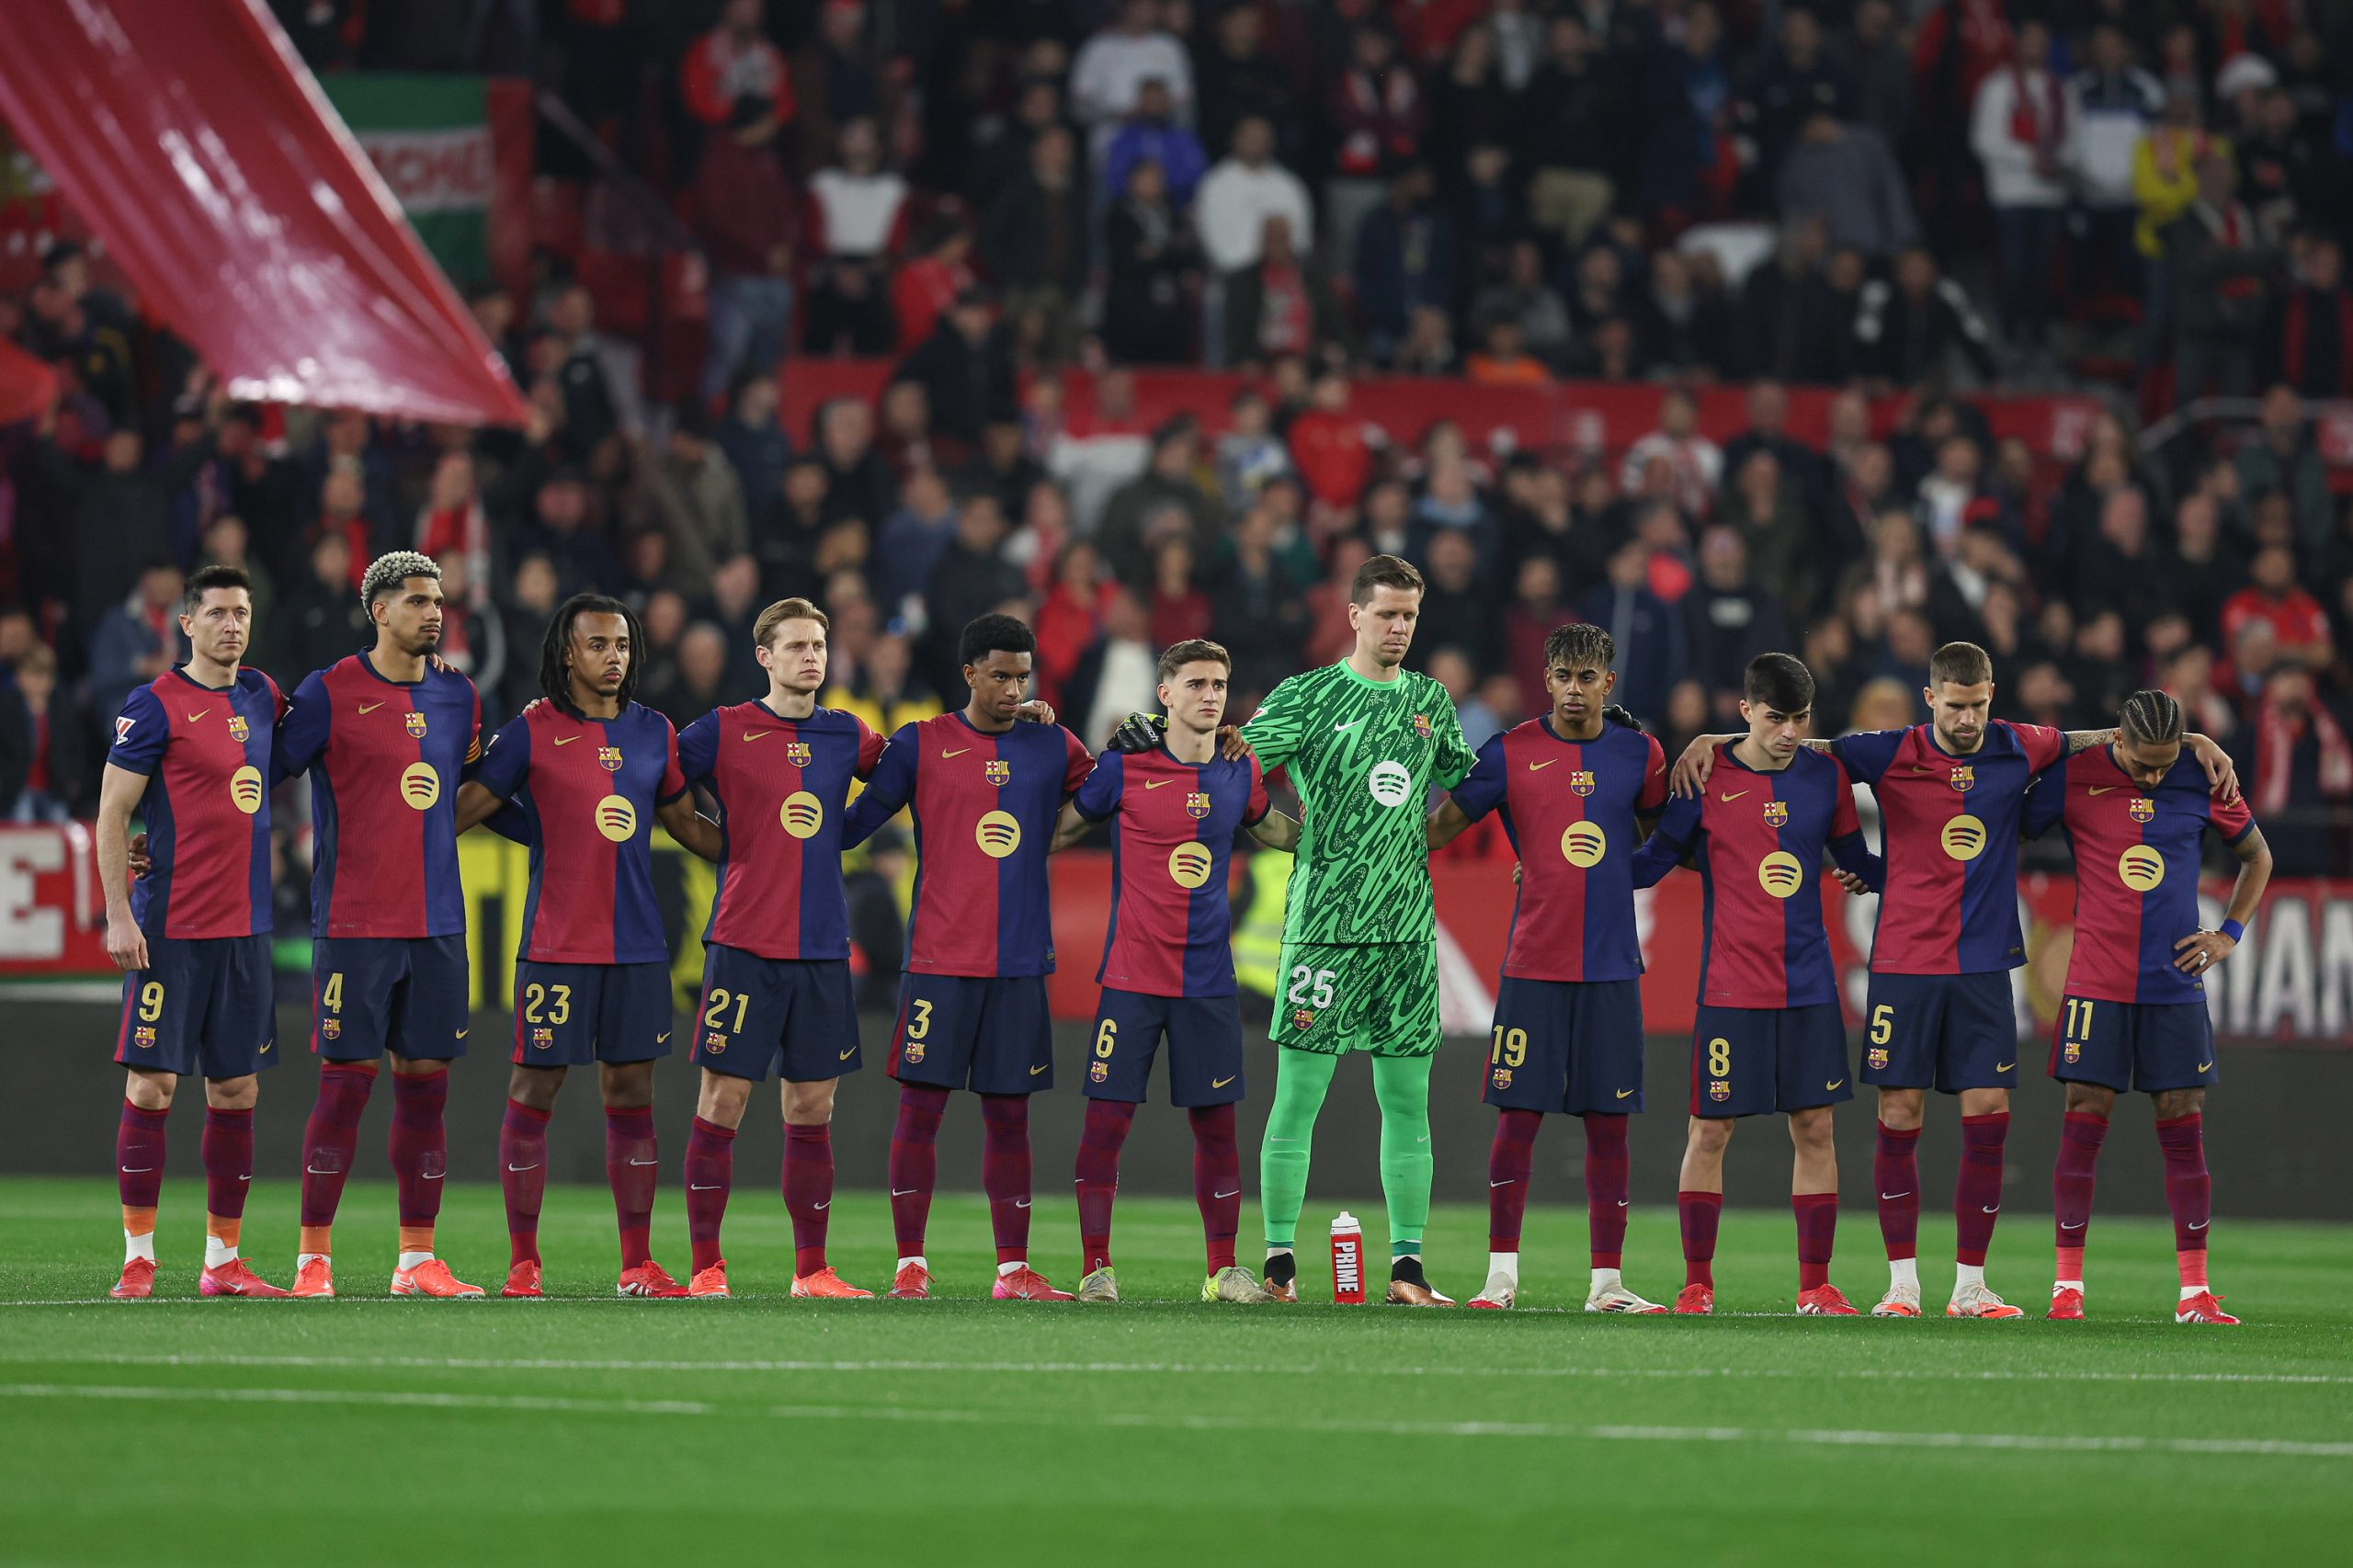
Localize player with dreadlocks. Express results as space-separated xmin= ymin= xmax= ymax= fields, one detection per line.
xmin=452 ymin=594 xmax=722 ymax=1298
xmin=1426 ymin=621 xmax=1674 ymax=1312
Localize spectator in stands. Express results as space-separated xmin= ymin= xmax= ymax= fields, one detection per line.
xmin=693 ymin=71 xmax=800 ymax=402
xmin=1620 ymin=389 xmax=1722 ymax=522
xmin=2166 ymin=151 xmax=2274 ymax=403
xmin=790 ymin=0 xmax=899 ymax=179
xmin=84 ymin=562 xmax=180 ymax=725
xmin=1971 ymin=18 xmax=2068 ymax=370
xmin=195 ymin=514 xmax=275 ymax=674
xmin=1103 ymin=76 xmax=1207 ymax=212
xmin=1326 ymin=26 xmax=1427 ymax=267
xmin=1034 ymin=540 xmax=1115 ymax=705
xmin=1103 ymin=158 xmax=1200 ymax=366
xmin=1853 ymin=248 xmax=1999 ymax=389
xmin=0 ymin=642 xmax=83 ymax=822
xmin=1470 ymin=239 xmax=1571 ymax=370
xmin=512 ymin=470 xmax=619 ymax=598
xmin=1196 ymin=115 xmax=1316 ymax=330
xmin=1580 ymin=539 xmax=1686 ymax=726
xmin=981 ymin=124 xmax=1089 ymax=362
xmin=2064 ymin=22 xmax=2164 ymax=305
xmin=891 ymin=288 xmax=1018 ymax=450
xmin=543 ymin=283 xmax=635 ymax=461
xmin=1639 ymin=0 xmax=1731 ymax=226
xmin=2236 ymin=383 xmax=2334 ymax=552
xmin=1099 ymin=417 xmax=1222 ymax=591
xmin=681 ymin=0 xmax=792 ymax=134
xmin=1211 ymin=387 xmax=1290 ymax=511
xmin=919 ymin=492 xmax=1027 ymax=688
xmin=1070 ymin=0 xmax=1193 ymax=166
xmin=626 ymin=402 xmax=749 ymax=590
xmin=891 ymin=219 xmax=976 ymax=357
xmin=1197 ymin=2 xmax=1299 ymax=171
xmin=715 ymin=370 xmax=790 ymax=523
xmin=1146 ymin=536 xmax=1211 ymax=650
xmin=2244 ymin=663 xmax=2353 ymax=873
xmin=1685 ymin=525 xmax=1790 ymax=700
xmin=1064 ymin=589 xmax=1160 ymax=748
xmin=2235 ymin=85 xmax=2315 ymax=247
xmin=2133 ymin=85 xmax=2227 ymax=377
xmin=805 ymin=116 xmax=908 ymax=355
xmin=1222 ymin=216 xmax=1354 ymax=370
xmin=648 ymin=621 xmax=731 ymax=731
xmin=824 ymin=628 xmax=937 ymax=737
xmin=1354 ymin=163 xmax=1456 ymax=369
xmin=2275 ymin=233 xmax=2353 ymax=398
xmin=1736 ymin=218 xmax=1847 ymax=383
xmin=1208 ymin=498 xmax=1308 ymax=699
xmin=1741 ymin=6 xmax=1851 ymax=181
xmin=1778 ymin=108 xmax=1918 ymax=260
xmin=1519 ymin=13 xmax=1626 ymax=249
xmin=813 ymin=395 xmax=896 ymax=528
xmin=1719 ymin=449 xmax=1817 ymax=621
xmin=2222 ymin=543 xmax=2333 ymax=673
xmin=1411 ymin=529 xmax=1501 ymax=676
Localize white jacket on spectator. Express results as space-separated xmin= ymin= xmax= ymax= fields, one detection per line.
xmin=1070 ymin=28 xmax=1193 ymax=128
xmin=1195 ymin=158 xmax=1315 ymax=274
xmin=1971 ymin=65 xmax=2069 ymax=209
xmin=2063 ymin=66 xmax=2163 ymax=209
xmin=1619 ymin=432 xmax=1722 ymax=519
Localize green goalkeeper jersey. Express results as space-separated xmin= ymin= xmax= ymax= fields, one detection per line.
xmin=1241 ymin=660 xmax=1475 ymax=947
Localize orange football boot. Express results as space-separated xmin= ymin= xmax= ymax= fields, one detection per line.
xmin=990 ymin=1266 xmax=1074 ymax=1301
xmin=2175 ymin=1290 xmax=2239 ymax=1324
xmin=502 ymin=1260 xmax=543 ymax=1298
xmin=1672 ymin=1283 xmax=1714 ymax=1314
xmin=292 ymin=1258 xmax=335 ymax=1298
xmin=791 ymin=1267 xmax=873 ymax=1299
xmin=199 ymin=1259 xmax=290 ymax=1298
xmin=110 ymin=1258 xmax=156 ymax=1300
xmin=391 ymin=1258 xmax=483 ymax=1298
xmin=688 ymin=1262 xmax=731 ymax=1298
xmin=1795 ymin=1283 xmax=1860 ymax=1315
xmin=2047 ymin=1285 xmax=2086 ymax=1320
xmin=887 ymin=1262 xmax=933 ymax=1299
xmin=616 ymin=1261 xmax=688 ymax=1298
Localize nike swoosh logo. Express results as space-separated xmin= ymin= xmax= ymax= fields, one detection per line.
xmin=186 ymin=710 xmax=209 ymax=722
xmin=2061 ymin=1220 xmax=2086 ymax=1230
xmin=689 ymin=1184 xmax=722 ymax=1191
xmin=2088 ymin=786 xmax=2115 ymax=796
xmin=455 ymin=1028 xmax=468 ymax=1040
xmin=942 ymin=747 xmax=971 ymax=758
xmin=2197 ymin=1061 xmax=2213 ymax=1073
xmin=628 ymin=1158 xmax=657 ymax=1166
xmin=814 ymin=1199 xmax=830 ymax=1210
xmin=1144 ymin=779 xmax=1172 ymax=789
xmin=2188 ymin=1220 xmax=2208 ymax=1231
xmin=1825 ymin=1079 xmax=1845 ymax=1090
xmin=358 ymin=701 xmax=385 ymax=714
xmin=120 ymin=1166 xmax=155 ymax=1174
xmin=1213 ymin=1190 xmax=1241 ymax=1199
xmin=1528 ymin=760 xmax=1555 ymax=771
xmin=1211 ymin=1074 xmax=1235 ymax=1088
xmin=237 ymin=1175 xmax=251 ymax=1182
xmin=1995 ymin=1062 xmax=2015 ymax=1073
xmin=304 ymin=1165 xmax=335 ymax=1175
xmin=506 ymin=1164 xmax=542 ymax=1174
xmin=891 ymin=1188 xmax=917 ymax=1197
xmin=1030 ymin=1063 xmax=1048 ymax=1075
xmin=741 ymin=731 xmax=772 ymax=742
xmin=1616 ymin=1199 xmax=1630 ymax=1208
xmin=551 ymin=735 xmax=578 ymax=746
xmin=1982 ymin=1205 xmax=2000 ymax=1214
xmin=656 ymin=1032 xmax=670 ymax=1043
xmin=1881 ymin=1191 xmax=1913 ymax=1200
xmin=1720 ymin=790 xmax=1749 ymax=801
xmin=422 ymin=1173 xmax=442 ymax=1181
xmin=1490 ymin=1179 xmax=1516 ymax=1187
xmin=1415 ymin=1134 xmax=1429 ymax=1143
xmin=1333 ymin=718 xmax=1365 ymax=733
xmin=1615 ymin=1087 xmax=1635 ymax=1099
xmin=1015 ymin=1199 xmax=1031 ymax=1209
xmin=839 ymin=1048 xmax=857 ymax=1060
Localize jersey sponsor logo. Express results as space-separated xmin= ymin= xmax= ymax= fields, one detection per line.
xmin=595 ymin=794 xmax=639 ymax=842
xmin=115 ymin=715 xmax=136 ymax=744
xmin=1185 ymin=790 xmax=1211 ymax=819
xmin=975 ymin=809 xmax=1022 ymax=858
xmin=1949 ymin=764 xmax=1975 ymax=792
xmin=405 ymin=710 xmax=428 ymax=738
xmin=1569 ymin=769 xmax=1597 ymax=797
xmin=1168 ymin=842 xmax=1214 ymax=888
xmin=358 ymin=701 xmax=386 ymax=715
xmin=984 ymin=758 xmax=1012 ymax=786
xmin=780 ymin=790 xmax=824 ymax=837
xmin=2118 ymin=845 xmax=2165 ymax=892
xmin=1757 ymin=850 xmax=1805 ymax=898
xmin=1941 ymin=813 xmax=1987 ymax=861
xmin=229 ymin=765 xmax=266 ymax=814
xmin=400 ymin=762 xmax=440 ymax=810
xmin=786 ymin=741 xmax=812 ymax=767
xmin=1412 ymin=712 xmax=1432 ymax=740
xmin=226 ymin=714 xmax=251 ymax=743
xmin=1366 ymin=759 xmax=1412 ymax=807
xmin=1560 ymin=821 xmax=1608 ymax=868
xmin=2129 ymin=796 xmax=2156 ymax=824
xmin=597 ymin=744 xmax=624 ymax=772
xmin=1762 ymin=799 xmax=1790 ymax=826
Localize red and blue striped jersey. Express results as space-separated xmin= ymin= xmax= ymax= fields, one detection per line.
xmin=843 ymin=712 xmax=1093 ymax=977
xmin=1449 ymin=719 xmax=1668 ymax=983
xmin=471 ymin=701 xmax=688 ymax=964
xmin=276 ymin=653 xmax=482 ymax=938
xmin=1072 ymin=746 xmax=1269 ymax=997
xmin=678 ymin=699 xmax=886 ymax=960
xmin=107 ymin=666 xmax=286 ymax=939
xmin=1832 ymin=719 xmax=2064 ymax=975
xmin=2023 ymin=746 xmax=2256 ymax=1004
xmin=1631 ymin=744 xmax=1876 ymax=1008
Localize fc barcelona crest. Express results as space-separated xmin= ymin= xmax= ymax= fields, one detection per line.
xmin=1763 ymin=800 xmax=1790 ymax=826
xmin=1868 ymin=1047 xmax=1889 ymax=1070
xmin=786 ymin=742 xmax=813 ymax=767
xmin=2129 ymin=797 xmax=2156 ymax=823
xmin=133 ymin=1027 xmax=155 ymax=1048
xmin=2063 ymin=1040 xmax=2081 ymax=1064
xmin=321 ymin=1018 xmax=341 ymax=1040
xmin=703 ymin=1032 xmax=727 ymax=1053
xmin=1491 ymin=1068 xmax=1513 ymax=1090
xmin=984 ymin=758 xmax=1011 ymax=786
xmin=1185 ymin=790 xmax=1212 ymax=819
xmin=1412 ymin=713 xmax=1432 ymax=740
xmin=531 ymin=1028 xmax=554 ymax=1048
xmin=597 ymin=745 xmax=624 ymax=772
xmin=1949 ymin=765 xmax=1975 ymax=793
xmin=405 ymin=710 xmax=428 ymax=738
xmin=904 ymin=1040 xmax=926 ymax=1063
xmin=227 ymin=714 xmax=250 ymax=743
xmin=1291 ymin=1007 xmax=1315 ymax=1031
xmin=1709 ymin=1079 xmax=1732 ymax=1102
xmin=1090 ymin=1061 xmax=1109 ymax=1083
xmin=1569 ymin=769 xmax=1597 ymax=797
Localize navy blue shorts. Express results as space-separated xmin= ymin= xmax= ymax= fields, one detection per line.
xmin=1084 ymin=988 xmax=1245 ymax=1107
xmin=311 ymin=935 xmax=470 ymax=1062
xmin=1690 ymin=1003 xmax=1853 ymax=1118
xmin=508 ymin=960 xmax=674 ymax=1067
xmin=1859 ymin=971 xmax=2020 ymax=1092
xmin=691 ymin=945 xmax=861 ymax=1083
xmin=114 ymin=934 xmax=278 ymax=1080
xmin=2049 ymin=994 xmax=2218 ymax=1095
xmin=1482 ymin=976 xmax=1646 ymax=1115
xmin=888 ymin=974 xmax=1052 ymax=1095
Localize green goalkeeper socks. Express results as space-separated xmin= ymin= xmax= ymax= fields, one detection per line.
xmin=1259 ymin=1046 xmax=1337 ymax=1250
xmin=1372 ymin=1053 xmax=1436 ymax=1257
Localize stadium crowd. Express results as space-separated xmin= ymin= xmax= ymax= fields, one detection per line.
xmin=6 ymin=0 xmax=2353 ymax=871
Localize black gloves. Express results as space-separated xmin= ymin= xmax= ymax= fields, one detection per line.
xmin=1601 ymin=704 xmax=1642 ymax=732
xmin=1108 ymin=711 xmax=1168 ymax=753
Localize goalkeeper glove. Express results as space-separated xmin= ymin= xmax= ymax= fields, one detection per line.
xmin=1601 ymin=704 xmax=1643 ymax=732
xmin=1108 ymin=711 xmax=1168 ymax=753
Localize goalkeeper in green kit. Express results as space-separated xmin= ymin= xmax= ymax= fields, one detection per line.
xmin=1112 ymin=554 xmax=1473 ymax=1303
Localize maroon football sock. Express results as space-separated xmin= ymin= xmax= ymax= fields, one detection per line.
xmin=499 ymin=1098 xmax=551 ymax=1266
xmin=1792 ymin=1192 xmax=1838 ymax=1292
xmin=888 ymin=1083 xmax=949 ymax=1257
xmin=683 ymin=1115 xmax=734 ymax=1273
xmin=1074 ymin=1098 xmax=1135 ymax=1273
xmin=1486 ymin=1108 xmax=1540 ymax=1251
xmin=980 ymin=1092 xmax=1033 ymax=1267
xmin=1953 ymin=1112 xmax=2009 ymax=1267
xmin=1582 ymin=1112 xmax=1630 ymax=1269
xmin=200 ymin=1108 xmax=254 ymax=1225
xmin=2052 ymin=1111 xmax=2108 ymax=1276
xmin=603 ymin=1105 xmax=657 ymax=1269
xmin=783 ymin=1121 xmax=834 ymax=1277
xmin=388 ymin=1068 xmax=449 ymax=1229
xmin=1188 ymin=1102 xmax=1241 ymax=1274
xmin=1677 ymin=1190 xmax=1721 ymax=1289
xmin=1873 ymin=1120 xmax=1921 ymax=1262
xmin=299 ymin=1062 xmax=375 ymax=1229
xmin=117 ymin=1100 xmax=168 ymax=1214
xmin=2155 ymin=1113 xmax=2211 ymax=1261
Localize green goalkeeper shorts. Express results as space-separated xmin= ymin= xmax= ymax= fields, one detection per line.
xmin=1268 ymin=940 xmax=1439 ymax=1058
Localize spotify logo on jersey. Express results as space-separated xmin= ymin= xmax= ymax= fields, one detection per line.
xmin=1941 ymin=813 xmax=1986 ymax=860
xmin=1756 ymin=850 xmax=1804 ymax=898
xmin=1367 ymin=760 xmax=1412 ymax=808
xmin=976 ymin=810 xmax=1022 ymax=858
xmin=400 ymin=762 xmax=440 ymax=811
xmin=228 ymin=765 xmax=265 ymax=815
xmin=1560 ymin=821 xmax=1608 ymax=867
xmin=595 ymin=795 xmax=638 ymax=842
xmin=779 ymin=790 xmax=823 ymax=838
xmin=1168 ymin=842 xmax=1214 ymax=888
xmin=2118 ymin=845 xmax=2165 ymax=892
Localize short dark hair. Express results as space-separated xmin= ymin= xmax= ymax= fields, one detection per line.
xmin=1542 ymin=622 xmax=1615 ymax=671
xmin=540 ymin=593 xmax=642 ymax=719
xmin=1928 ymin=640 xmax=1994 ymax=687
xmin=2120 ymin=688 xmax=2185 ymax=745
xmin=960 ymin=612 xmax=1036 ymax=667
xmin=182 ymin=563 xmax=251 ymax=616
xmin=1744 ymin=652 xmax=1815 ymax=714
xmin=1351 ymin=552 xmax=1424 ymax=606
xmin=1157 ymin=638 xmax=1231 ymax=684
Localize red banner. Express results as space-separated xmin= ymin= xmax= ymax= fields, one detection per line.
xmin=0 ymin=0 xmax=528 ymax=426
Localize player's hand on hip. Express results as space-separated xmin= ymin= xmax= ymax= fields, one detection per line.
xmin=1510 ymin=860 xmax=1522 ymax=886
xmin=126 ymin=832 xmax=152 ymax=880
xmin=1217 ymin=723 xmax=1253 ymax=761
xmin=1108 ymin=711 xmax=1167 ymax=753
xmin=2186 ymin=733 xmax=2240 ymax=802
xmin=1015 ymin=699 xmax=1057 ymax=726
xmin=106 ymin=912 xmax=148 ymax=972
xmin=1669 ymin=733 xmax=1722 ymax=798
xmin=2173 ymin=928 xmax=2236 ymax=974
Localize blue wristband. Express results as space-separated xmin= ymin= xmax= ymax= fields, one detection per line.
xmin=2221 ymin=918 xmax=2245 ymax=944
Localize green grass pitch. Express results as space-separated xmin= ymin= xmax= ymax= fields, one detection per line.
xmin=2 ymin=1176 xmax=2347 ymax=1566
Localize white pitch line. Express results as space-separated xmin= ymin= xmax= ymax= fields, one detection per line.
xmin=7 ymin=1351 xmax=2349 ymax=1388
xmin=0 ymin=1383 xmax=2345 ymax=1460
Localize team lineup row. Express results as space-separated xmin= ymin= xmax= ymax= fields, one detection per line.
xmin=95 ymin=548 xmax=2266 ymax=1324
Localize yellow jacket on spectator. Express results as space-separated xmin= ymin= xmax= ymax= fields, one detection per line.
xmin=2133 ymin=128 xmax=2230 ymax=257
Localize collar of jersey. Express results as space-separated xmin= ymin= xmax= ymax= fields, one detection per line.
xmin=357 ymin=650 xmax=425 ymax=689
xmin=166 ymin=665 xmax=235 ymax=695
xmin=1716 ymin=741 xmax=1793 ymax=778
xmin=1332 ymin=658 xmax=1408 ymax=691
xmin=1539 ymin=716 xmax=1608 ymax=748
xmin=752 ymin=697 xmax=819 ymax=726
xmin=949 ymin=709 xmax=1016 ymax=739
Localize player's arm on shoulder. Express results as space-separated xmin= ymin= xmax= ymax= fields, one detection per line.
xmin=1061 ymin=750 xmax=1120 ymax=847
xmin=1668 ymin=733 xmax=1740 ymax=797
xmin=1437 ymin=733 xmax=1506 ymax=848
xmin=96 ymin=763 xmax=149 ymax=971
xmin=840 ymin=724 xmax=916 ymax=847
xmin=1628 ymin=793 xmax=1700 ymax=887
xmin=1236 ymin=676 xmax=1303 ymax=769
xmin=1247 ymin=806 xmax=1301 ymax=851
xmin=1051 ymin=800 xmax=1097 ymax=851
xmin=1424 ymin=797 xmax=1473 ymax=852
xmin=272 ymin=671 xmax=331 ymax=785
xmin=2183 ymin=732 xmax=2240 ymax=802
xmin=656 ymin=791 xmax=722 ymax=861
xmin=1430 ymin=683 xmax=1477 ymax=788
xmin=2060 ymin=726 xmax=2117 ymax=757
